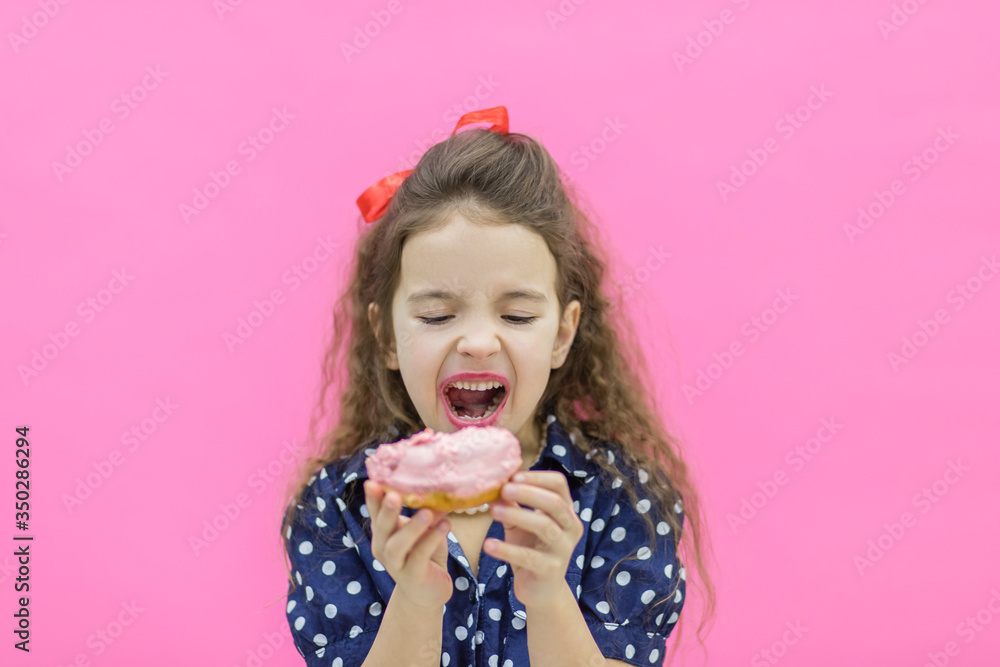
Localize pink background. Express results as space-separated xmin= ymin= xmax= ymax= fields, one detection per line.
xmin=3 ymin=1 xmax=999 ymax=665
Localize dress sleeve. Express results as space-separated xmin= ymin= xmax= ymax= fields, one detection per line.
xmin=284 ymin=468 xmax=381 ymax=667
xmin=578 ymin=466 xmax=686 ymax=667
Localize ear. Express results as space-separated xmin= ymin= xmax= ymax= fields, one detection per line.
xmin=552 ymin=299 xmax=581 ymax=369
xmin=368 ymin=302 xmax=399 ymax=370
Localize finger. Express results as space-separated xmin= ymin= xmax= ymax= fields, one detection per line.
xmin=405 ymin=518 xmax=450 ymax=573
xmin=364 ymin=480 xmax=383 ymax=518
xmin=510 ymin=471 xmax=573 ymax=506
xmin=502 ymin=481 xmax=574 ymax=531
xmin=485 ymin=537 xmax=556 ymax=574
xmin=385 ymin=507 xmax=438 ymax=561
xmin=491 ymin=503 xmax=562 ymax=546
xmin=372 ymin=489 xmax=404 ymax=564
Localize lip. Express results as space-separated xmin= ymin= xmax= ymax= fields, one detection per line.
xmin=440 ymin=372 xmax=510 ymax=428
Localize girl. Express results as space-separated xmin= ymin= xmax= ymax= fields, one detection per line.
xmin=280 ymin=106 xmax=716 ymax=667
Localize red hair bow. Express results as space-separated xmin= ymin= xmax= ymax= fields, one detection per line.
xmin=355 ymin=106 xmax=510 ymax=223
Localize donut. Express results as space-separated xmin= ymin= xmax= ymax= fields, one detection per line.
xmin=364 ymin=425 xmax=522 ymax=512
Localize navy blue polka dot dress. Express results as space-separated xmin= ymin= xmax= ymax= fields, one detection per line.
xmin=283 ymin=413 xmax=686 ymax=666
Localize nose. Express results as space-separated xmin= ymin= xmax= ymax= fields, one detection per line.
xmin=455 ymin=315 xmax=501 ymax=360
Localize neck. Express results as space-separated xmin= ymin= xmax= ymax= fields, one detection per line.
xmin=518 ymin=419 xmax=544 ymax=471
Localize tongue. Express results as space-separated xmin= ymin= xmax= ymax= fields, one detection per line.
xmin=448 ymin=387 xmax=500 ymax=419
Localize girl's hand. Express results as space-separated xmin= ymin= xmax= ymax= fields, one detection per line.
xmin=485 ymin=471 xmax=584 ymax=608
xmin=364 ymin=480 xmax=453 ymax=610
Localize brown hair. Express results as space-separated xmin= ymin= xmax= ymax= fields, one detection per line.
xmin=277 ymin=126 xmax=717 ymax=662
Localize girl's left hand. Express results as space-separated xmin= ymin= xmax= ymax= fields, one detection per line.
xmin=485 ymin=470 xmax=584 ymax=608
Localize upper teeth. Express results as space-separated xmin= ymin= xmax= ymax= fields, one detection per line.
xmin=449 ymin=380 xmax=503 ymax=391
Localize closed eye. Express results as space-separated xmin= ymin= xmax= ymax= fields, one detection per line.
xmin=417 ymin=316 xmax=537 ymax=325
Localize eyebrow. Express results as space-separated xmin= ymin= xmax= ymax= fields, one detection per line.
xmin=406 ymin=288 xmax=549 ymax=305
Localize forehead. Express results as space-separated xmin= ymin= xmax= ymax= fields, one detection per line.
xmin=397 ymin=215 xmax=557 ymax=301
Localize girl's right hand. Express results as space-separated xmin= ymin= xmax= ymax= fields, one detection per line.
xmin=364 ymin=480 xmax=453 ymax=610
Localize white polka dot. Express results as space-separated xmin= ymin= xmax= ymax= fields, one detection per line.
xmin=576 ymin=555 xmax=584 ymax=569
xmin=322 ymin=560 xmax=336 ymax=575
xmin=638 ymin=469 xmax=649 ymax=484
xmin=489 ymin=656 xmax=499 ymax=667
xmin=576 ymin=584 xmax=582 ymax=598
xmin=468 ymin=613 xmax=474 ymax=627
xmin=332 ymin=659 xmax=342 ymax=667
xmin=591 ymin=518 xmax=605 ymax=532
xmin=649 ymin=648 xmax=660 ymax=662
xmin=607 ymin=450 xmax=615 ymax=464
xmin=637 ymin=546 xmax=651 ymax=560
xmin=580 ymin=507 xmax=592 ymax=521
xmin=457 ymin=555 xmax=469 ymax=567
xmin=611 ymin=527 xmax=626 ymax=542
xmin=324 ymin=604 xmax=337 ymax=618
xmin=675 ymin=589 xmax=683 ymax=603
xmin=305 ymin=586 xmax=314 ymax=601
xmin=313 ymin=633 xmax=328 ymax=646
xmin=655 ymin=613 xmax=664 ymax=625
xmin=447 ymin=532 xmax=458 ymax=542
xmin=668 ymin=612 xmax=679 ymax=624
xmin=573 ymin=499 xmax=580 ymax=513
xmin=294 ymin=570 xmax=302 ymax=585
xmin=372 ymin=558 xmax=385 ymax=571
xmin=612 ymin=476 xmax=622 ymax=488
xmin=553 ymin=444 xmax=566 ymax=456
xmin=476 ymin=630 xmax=484 ymax=645
xmin=616 ymin=571 xmax=631 ymax=586
xmin=656 ymin=521 xmax=669 ymax=535
xmin=611 ymin=503 xmax=620 ymax=516
xmin=360 ymin=504 xmax=369 ymax=518
xmin=512 ymin=616 xmax=525 ymax=630
xmin=674 ymin=501 xmax=683 ymax=514
xmin=604 ymin=622 xmax=617 ymax=631
xmin=496 ymin=565 xmax=507 ymax=578
xmin=349 ymin=625 xmax=362 ymax=638
xmin=298 ymin=541 xmax=313 ymax=555
xmin=488 ymin=608 xmax=502 ymax=621
xmin=343 ymin=534 xmax=355 ymax=549
xmin=641 ymin=590 xmax=655 ymax=604
xmin=664 ymin=564 xmax=673 ymax=578
xmin=503 ymin=660 xmax=513 ymax=667
xmin=370 ymin=602 xmax=382 ymax=616
xmin=680 ymin=567 xmax=686 ymax=580
xmin=346 ymin=581 xmax=362 ymax=595
xmin=345 ymin=472 xmax=358 ymax=483
xmin=316 ymin=497 xmax=326 ymax=512
xmin=455 ymin=576 xmax=469 ymax=590
xmin=442 ymin=652 xmax=450 ymax=666
xmin=626 ymin=644 xmax=635 ymax=659
xmin=478 ymin=583 xmax=486 ymax=596
xmin=591 ymin=555 xmax=605 ymax=568
xmin=636 ymin=499 xmax=651 ymax=514
xmin=596 ymin=600 xmax=610 ymax=614
xmin=574 ymin=469 xmax=587 ymax=477
xmin=286 ymin=599 xmax=296 ymax=613
xmin=294 ymin=616 xmax=305 ymax=630
xmin=456 ymin=626 xmax=468 ymax=640
xmin=285 ymin=525 xmax=291 ymax=539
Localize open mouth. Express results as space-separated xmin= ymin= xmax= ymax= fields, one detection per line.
xmin=443 ymin=380 xmax=507 ymax=422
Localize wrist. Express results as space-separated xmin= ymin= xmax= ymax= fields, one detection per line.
xmin=522 ymin=578 xmax=575 ymax=614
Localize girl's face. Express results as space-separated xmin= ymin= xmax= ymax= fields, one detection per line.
xmin=369 ymin=213 xmax=580 ymax=455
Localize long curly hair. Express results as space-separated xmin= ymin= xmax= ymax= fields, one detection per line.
xmin=277 ymin=125 xmax=717 ymax=662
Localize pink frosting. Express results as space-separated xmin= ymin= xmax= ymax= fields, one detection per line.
xmin=365 ymin=426 xmax=522 ymax=496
